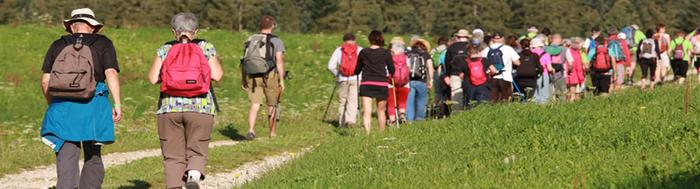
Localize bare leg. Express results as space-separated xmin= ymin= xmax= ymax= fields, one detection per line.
xmin=362 ymin=97 xmax=373 ymax=134
xmin=248 ymin=103 xmax=261 ymax=134
xmin=376 ymin=100 xmax=387 ymax=132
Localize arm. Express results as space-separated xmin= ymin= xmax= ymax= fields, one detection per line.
xmin=276 ymin=51 xmax=285 ymax=91
xmin=148 ymin=56 xmax=163 ymax=84
xmin=354 ymin=51 xmax=364 ymax=75
xmin=444 ymin=50 xmax=452 ymax=75
xmin=386 ymin=52 xmax=395 ymax=75
xmin=41 ymin=74 xmax=51 ymax=104
xmin=105 ymin=68 xmax=122 ymax=123
xmin=209 ymin=57 xmax=223 ymax=81
xmin=427 ymin=59 xmax=434 ymax=89
xmin=327 ymin=48 xmax=341 ymax=76
xmin=623 ymin=41 xmax=632 ymax=65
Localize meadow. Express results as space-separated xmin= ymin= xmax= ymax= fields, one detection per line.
xmin=1 ymin=25 xmax=699 ymax=188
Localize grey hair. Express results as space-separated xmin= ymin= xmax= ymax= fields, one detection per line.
xmin=171 ymin=12 xmax=198 ymax=33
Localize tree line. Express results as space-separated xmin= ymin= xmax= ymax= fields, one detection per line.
xmin=1 ymin=0 xmax=699 ymax=37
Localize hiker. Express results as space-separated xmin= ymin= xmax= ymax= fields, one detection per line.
xmin=637 ymin=29 xmax=661 ymax=90
xmin=40 ymin=8 xmax=121 ymax=189
xmin=464 ymin=45 xmax=493 ymax=105
xmin=515 ymin=39 xmax=544 ymax=101
xmin=529 ymin=37 xmax=554 ymax=104
xmin=540 ymin=27 xmax=552 ymax=45
xmin=327 ymin=33 xmax=362 ymax=127
xmin=472 ymin=29 xmax=488 ymax=50
xmin=545 ymin=33 xmax=568 ymax=102
xmin=607 ymin=28 xmax=631 ymax=92
xmin=518 ymin=25 xmax=538 ymax=41
xmin=565 ymin=37 xmax=587 ymax=101
xmin=405 ymin=38 xmax=434 ymax=121
xmin=387 ymin=37 xmax=410 ymax=124
xmin=147 ymin=12 xmax=223 ymax=189
xmin=692 ymin=29 xmax=700 ymax=84
xmin=355 ymin=30 xmax=394 ymax=134
xmin=431 ymin=37 xmax=453 ymax=118
xmin=584 ymin=26 xmax=602 ymax=54
xmin=623 ymin=24 xmax=647 ymax=86
xmin=507 ymin=35 xmax=522 ymax=53
xmin=654 ymin=24 xmax=672 ymax=83
xmin=480 ymin=32 xmax=521 ymax=102
xmin=444 ymin=29 xmax=471 ymax=110
xmin=589 ymin=37 xmax=613 ymax=96
xmin=242 ymin=15 xmax=286 ymax=140
xmin=669 ymin=31 xmax=693 ymax=84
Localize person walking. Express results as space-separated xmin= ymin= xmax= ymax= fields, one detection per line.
xmin=480 ymin=32 xmax=521 ymax=102
xmin=405 ymin=38 xmax=434 ymax=121
xmin=387 ymin=37 xmax=410 ymax=124
xmin=355 ymin=30 xmax=395 ymax=134
xmin=545 ymin=33 xmax=568 ymax=102
xmin=637 ymin=29 xmax=661 ymax=90
xmin=327 ymin=33 xmax=362 ymax=127
xmin=147 ymin=12 xmax=224 ymax=189
xmin=242 ymin=16 xmax=286 ymax=140
xmin=529 ymin=37 xmax=554 ymax=104
xmin=654 ymin=24 xmax=672 ymax=84
xmin=669 ymin=31 xmax=693 ymax=84
xmin=565 ymin=37 xmax=587 ymax=101
xmin=444 ymin=29 xmax=471 ymax=110
xmin=41 ymin=8 xmax=121 ymax=189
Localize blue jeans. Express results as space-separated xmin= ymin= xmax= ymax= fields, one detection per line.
xmin=407 ymin=81 xmax=428 ymax=121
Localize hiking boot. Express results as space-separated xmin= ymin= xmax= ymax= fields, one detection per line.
xmin=246 ymin=132 xmax=256 ymax=140
xmin=399 ymin=113 xmax=407 ymax=124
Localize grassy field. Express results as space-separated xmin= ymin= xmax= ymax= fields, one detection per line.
xmin=2 ymin=25 xmax=700 ymax=188
xmin=245 ymin=86 xmax=700 ymax=188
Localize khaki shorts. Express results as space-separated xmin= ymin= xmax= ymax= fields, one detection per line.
xmin=244 ymin=71 xmax=280 ymax=106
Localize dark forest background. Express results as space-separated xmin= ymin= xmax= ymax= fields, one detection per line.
xmin=1 ymin=0 xmax=699 ymax=37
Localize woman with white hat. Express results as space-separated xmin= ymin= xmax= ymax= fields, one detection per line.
xmin=529 ymin=37 xmax=555 ymax=104
xmin=40 ymin=8 xmax=121 ymax=188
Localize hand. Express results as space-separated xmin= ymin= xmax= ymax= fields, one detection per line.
xmin=112 ymin=107 xmax=122 ymax=123
xmin=459 ymin=73 xmax=465 ymax=80
xmin=279 ymin=80 xmax=285 ymax=92
xmin=427 ymin=82 xmax=433 ymax=89
xmin=444 ymin=77 xmax=451 ymax=85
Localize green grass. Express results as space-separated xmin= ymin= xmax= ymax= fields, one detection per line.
xmin=244 ymin=86 xmax=700 ymax=188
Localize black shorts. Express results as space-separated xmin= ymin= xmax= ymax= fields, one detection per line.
xmin=359 ymin=85 xmax=388 ymax=100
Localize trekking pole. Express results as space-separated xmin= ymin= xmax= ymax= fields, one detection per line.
xmin=321 ymin=78 xmax=339 ymax=121
xmin=270 ymin=89 xmax=283 ymax=129
xmin=685 ymin=72 xmax=690 ymax=115
xmin=390 ymin=78 xmax=401 ymax=129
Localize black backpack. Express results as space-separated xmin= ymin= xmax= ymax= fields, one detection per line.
xmin=407 ymin=52 xmax=427 ymax=80
xmin=516 ymin=51 xmax=543 ymax=78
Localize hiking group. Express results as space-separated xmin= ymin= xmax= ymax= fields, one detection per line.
xmin=327 ymin=25 xmax=700 ymax=133
xmin=36 ymin=7 xmax=700 ymax=189
xmin=40 ymin=9 xmax=285 ymax=189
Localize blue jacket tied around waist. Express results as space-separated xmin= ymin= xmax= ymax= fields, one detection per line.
xmin=41 ymin=82 xmax=115 ymax=152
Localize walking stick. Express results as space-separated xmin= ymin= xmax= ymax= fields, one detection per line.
xmin=269 ymin=90 xmax=283 ymax=129
xmin=321 ymin=79 xmax=339 ymax=121
xmin=391 ymin=78 xmax=401 ymax=128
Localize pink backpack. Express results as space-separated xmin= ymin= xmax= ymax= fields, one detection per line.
xmin=391 ymin=54 xmax=410 ymax=87
xmin=160 ymin=42 xmax=211 ymax=97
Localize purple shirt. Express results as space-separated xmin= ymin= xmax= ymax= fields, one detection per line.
xmin=530 ymin=48 xmax=551 ymax=76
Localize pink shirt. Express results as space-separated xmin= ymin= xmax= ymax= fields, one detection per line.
xmin=530 ymin=48 xmax=551 ymax=76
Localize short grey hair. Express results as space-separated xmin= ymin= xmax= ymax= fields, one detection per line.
xmin=171 ymin=12 xmax=198 ymax=33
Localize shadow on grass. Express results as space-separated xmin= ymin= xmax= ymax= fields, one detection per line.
xmin=218 ymin=124 xmax=247 ymax=141
xmin=117 ymin=179 xmax=152 ymax=189
xmin=613 ymin=163 xmax=700 ymax=189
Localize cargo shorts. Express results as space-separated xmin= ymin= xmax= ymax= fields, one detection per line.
xmin=244 ymin=71 xmax=280 ymax=106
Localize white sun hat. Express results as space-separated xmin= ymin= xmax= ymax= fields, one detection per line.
xmin=63 ymin=8 xmax=103 ymax=33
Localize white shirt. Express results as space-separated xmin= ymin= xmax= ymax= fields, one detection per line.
xmin=480 ymin=43 xmax=520 ymax=82
xmin=327 ymin=46 xmax=363 ymax=81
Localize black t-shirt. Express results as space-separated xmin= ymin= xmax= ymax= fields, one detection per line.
xmin=444 ymin=42 xmax=470 ymax=76
xmin=42 ymin=33 xmax=120 ymax=82
xmin=355 ymin=48 xmax=395 ymax=83
xmin=408 ymin=49 xmax=432 ymax=81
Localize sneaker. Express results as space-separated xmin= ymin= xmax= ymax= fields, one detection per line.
xmin=246 ymin=132 xmax=256 ymax=140
xmin=399 ymin=113 xmax=407 ymax=124
xmin=185 ymin=171 xmax=201 ymax=189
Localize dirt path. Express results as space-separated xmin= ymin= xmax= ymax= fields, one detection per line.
xmin=0 ymin=140 xmax=239 ymax=189
xmin=202 ymin=147 xmax=312 ymax=188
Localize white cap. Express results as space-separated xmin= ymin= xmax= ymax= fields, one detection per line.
xmin=63 ymin=8 xmax=103 ymax=33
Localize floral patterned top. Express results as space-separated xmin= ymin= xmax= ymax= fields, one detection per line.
xmin=156 ymin=40 xmax=218 ymax=115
